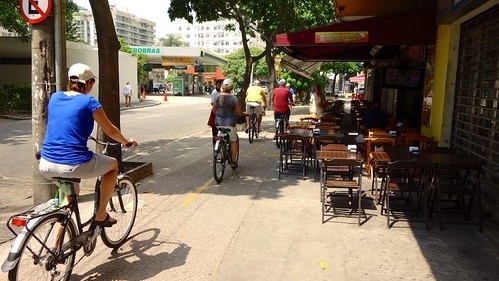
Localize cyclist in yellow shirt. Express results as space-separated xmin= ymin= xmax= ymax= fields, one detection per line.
xmin=245 ymin=80 xmax=267 ymax=133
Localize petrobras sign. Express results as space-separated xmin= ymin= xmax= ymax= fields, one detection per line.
xmin=130 ymin=47 xmax=161 ymax=54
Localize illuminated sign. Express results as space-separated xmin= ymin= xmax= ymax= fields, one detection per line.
xmin=315 ymin=31 xmax=369 ymax=43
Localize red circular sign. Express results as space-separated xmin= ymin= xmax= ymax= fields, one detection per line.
xmin=19 ymin=0 xmax=53 ymax=24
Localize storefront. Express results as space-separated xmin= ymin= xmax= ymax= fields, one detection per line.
xmin=434 ymin=1 xmax=499 ymax=218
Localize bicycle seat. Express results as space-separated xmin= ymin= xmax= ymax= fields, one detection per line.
xmin=52 ymin=177 xmax=81 ymax=183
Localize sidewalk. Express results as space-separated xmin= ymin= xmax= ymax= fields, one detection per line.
xmin=2 ymin=97 xmax=499 ymax=280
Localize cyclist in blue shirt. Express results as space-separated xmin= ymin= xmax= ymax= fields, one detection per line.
xmin=39 ymin=63 xmax=138 ymax=227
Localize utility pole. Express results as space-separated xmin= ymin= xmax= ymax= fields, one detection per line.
xmin=31 ymin=4 xmax=56 ymax=204
xmin=24 ymin=0 xmax=65 ymax=204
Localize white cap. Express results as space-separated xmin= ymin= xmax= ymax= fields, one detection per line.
xmin=253 ymin=79 xmax=260 ymax=85
xmin=68 ymin=63 xmax=95 ymax=83
xmin=278 ymin=79 xmax=286 ymax=85
xmin=222 ymin=78 xmax=233 ymax=87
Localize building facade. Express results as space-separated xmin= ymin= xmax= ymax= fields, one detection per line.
xmin=172 ymin=19 xmax=265 ymax=55
xmin=74 ymin=5 xmax=156 ymax=46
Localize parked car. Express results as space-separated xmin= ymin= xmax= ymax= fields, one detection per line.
xmin=153 ymin=83 xmax=164 ymax=93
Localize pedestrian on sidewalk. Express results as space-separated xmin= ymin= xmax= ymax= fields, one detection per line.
xmin=123 ymin=81 xmax=132 ymax=107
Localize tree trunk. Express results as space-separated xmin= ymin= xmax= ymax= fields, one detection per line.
xmin=89 ymin=0 xmax=121 ymax=155
xmin=265 ymin=43 xmax=275 ymax=109
xmin=236 ymin=15 xmax=252 ymax=105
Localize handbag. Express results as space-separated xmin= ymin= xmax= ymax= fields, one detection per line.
xmin=207 ymin=111 xmax=215 ymax=127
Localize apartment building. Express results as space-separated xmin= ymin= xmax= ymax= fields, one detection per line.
xmin=172 ymin=19 xmax=265 ymax=55
xmin=74 ymin=5 xmax=156 ymax=46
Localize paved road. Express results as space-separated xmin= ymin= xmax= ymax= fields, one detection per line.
xmin=1 ymin=95 xmax=499 ymax=281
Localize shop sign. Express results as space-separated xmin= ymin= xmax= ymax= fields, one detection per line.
xmin=162 ymin=57 xmax=193 ymax=66
xmin=315 ymin=31 xmax=369 ymax=44
xmin=130 ymin=47 xmax=161 ymax=54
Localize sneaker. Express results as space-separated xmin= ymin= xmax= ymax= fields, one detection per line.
xmin=245 ymin=128 xmax=249 ymax=133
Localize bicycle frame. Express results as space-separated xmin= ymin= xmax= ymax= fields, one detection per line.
xmin=2 ymin=179 xmax=95 ymax=272
xmin=2 ymin=137 xmax=133 ymax=275
xmin=214 ymin=128 xmax=231 ymax=155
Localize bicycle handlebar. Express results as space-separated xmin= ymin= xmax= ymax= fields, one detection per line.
xmin=89 ymin=136 xmax=134 ymax=148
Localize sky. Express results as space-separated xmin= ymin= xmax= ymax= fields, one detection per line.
xmin=73 ymin=0 xmax=176 ymax=38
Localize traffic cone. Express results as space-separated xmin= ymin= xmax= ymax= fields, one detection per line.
xmin=163 ymin=92 xmax=168 ymax=101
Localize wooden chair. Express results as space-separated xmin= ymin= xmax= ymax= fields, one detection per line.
xmin=320 ymin=158 xmax=365 ymax=225
xmin=279 ymin=134 xmax=308 ymax=180
xmin=431 ymin=160 xmax=482 ymax=231
xmin=382 ymin=159 xmax=429 ymax=229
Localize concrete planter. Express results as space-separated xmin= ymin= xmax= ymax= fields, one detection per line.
xmin=122 ymin=161 xmax=153 ymax=182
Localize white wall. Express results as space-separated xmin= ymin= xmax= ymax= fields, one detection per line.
xmin=66 ymin=41 xmax=137 ymax=104
xmin=0 ymin=38 xmax=138 ymax=105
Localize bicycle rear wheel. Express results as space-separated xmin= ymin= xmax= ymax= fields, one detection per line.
xmin=275 ymin=120 xmax=283 ymax=148
xmin=248 ymin=119 xmax=254 ymax=144
xmin=9 ymin=214 xmax=76 ymax=281
xmin=213 ymin=142 xmax=226 ymax=183
xmin=100 ymin=176 xmax=138 ymax=248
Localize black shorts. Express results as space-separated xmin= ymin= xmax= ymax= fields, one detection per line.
xmin=274 ymin=112 xmax=289 ymax=120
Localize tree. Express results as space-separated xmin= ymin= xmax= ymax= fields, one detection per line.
xmin=222 ymin=47 xmax=268 ymax=86
xmin=319 ymin=62 xmax=363 ymax=94
xmin=0 ymin=0 xmax=79 ymax=40
xmin=156 ymin=33 xmax=189 ymax=46
xmin=168 ymin=0 xmax=266 ymax=102
xmin=88 ymin=0 xmax=121 ymax=147
xmin=244 ymin=0 xmax=335 ymax=101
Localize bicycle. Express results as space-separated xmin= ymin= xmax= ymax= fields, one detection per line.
xmin=246 ymin=102 xmax=259 ymax=143
xmin=2 ymin=137 xmax=138 ymax=281
xmin=274 ymin=113 xmax=286 ymax=148
xmin=213 ymin=128 xmax=239 ymax=183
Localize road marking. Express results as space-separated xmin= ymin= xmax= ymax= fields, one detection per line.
xmin=181 ymin=178 xmax=215 ymax=207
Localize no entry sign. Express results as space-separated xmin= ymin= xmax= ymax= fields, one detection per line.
xmin=19 ymin=0 xmax=53 ymax=24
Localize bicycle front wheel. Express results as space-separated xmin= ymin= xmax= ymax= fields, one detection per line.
xmin=213 ymin=144 xmax=226 ymax=183
xmin=101 ymin=176 xmax=138 ymax=248
xmin=9 ymin=214 xmax=76 ymax=281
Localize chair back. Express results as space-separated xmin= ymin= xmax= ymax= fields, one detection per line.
xmin=323 ymin=158 xmax=363 ymax=181
xmin=386 ymin=159 xmax=428 ymax=187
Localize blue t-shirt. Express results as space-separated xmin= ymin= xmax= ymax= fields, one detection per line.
xmin=41 ymin=91 xmax=102 ymax=164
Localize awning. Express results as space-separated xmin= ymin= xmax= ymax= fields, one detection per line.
xmin=280 ymin=55 xmax=322 ymax=78
xmin=274 ymin=7 xmax=436 ymax=61
xmin=349 ymin=74 xmax=365 ymax=83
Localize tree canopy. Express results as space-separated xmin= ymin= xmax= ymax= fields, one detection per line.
xmin=155 ymin=33 xmax=189 ymax=47
xmin=222 ymin=47 xmax=269 ymax=86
